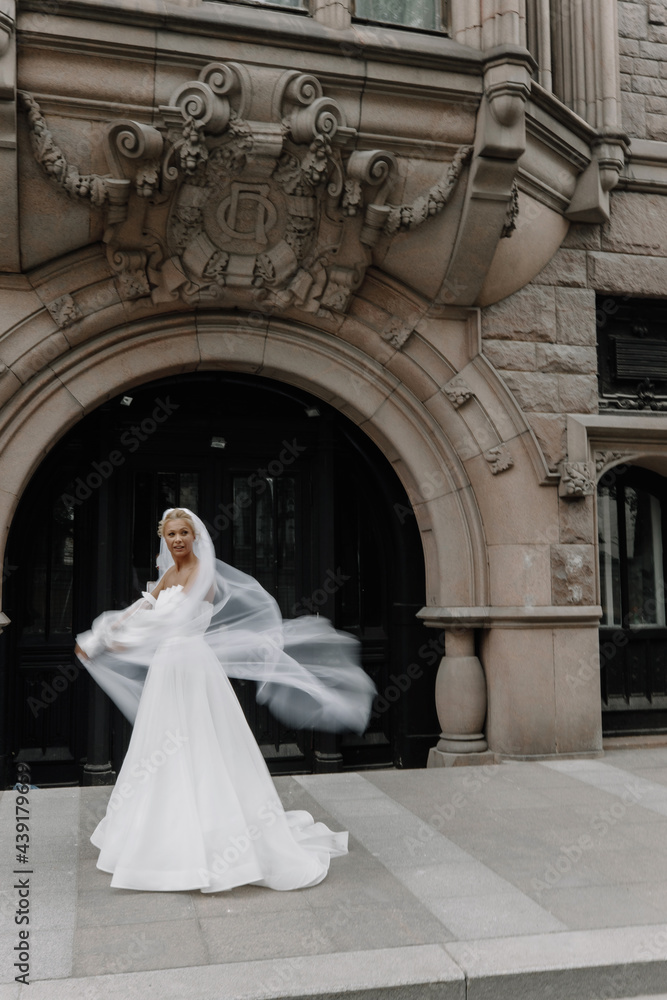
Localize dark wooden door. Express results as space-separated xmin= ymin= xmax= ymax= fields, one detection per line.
xmin=599 ymin=466 xmax=667 ymax=734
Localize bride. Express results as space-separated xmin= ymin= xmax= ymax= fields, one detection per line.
xmin=74 ymin=507 xmax=376 ymax=893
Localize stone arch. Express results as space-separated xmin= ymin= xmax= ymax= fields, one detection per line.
xmin=0 ymin=307 xmax=493 ymax=612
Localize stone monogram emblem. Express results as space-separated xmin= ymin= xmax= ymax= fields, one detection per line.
xmin=21 ymin=64 xmax=471 ymax=319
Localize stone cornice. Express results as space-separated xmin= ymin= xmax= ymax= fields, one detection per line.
xmin=17 ymin=0 xmax=484 ymax=74
xmin=566 ymin=413 xmax=667 ymax=482
xmin=417 ymin=606 xmax=603 ymax=629
xmin=619 ymin=138 xmax=667 ymax=195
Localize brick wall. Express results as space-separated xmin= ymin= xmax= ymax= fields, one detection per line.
xmin=619 ymin=0 xmax=667 ymax=140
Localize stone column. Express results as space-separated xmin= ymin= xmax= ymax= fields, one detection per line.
xmin=0 ymin=1 xmax=18 ymax=272
xmin=311 ymin=0 xmax=351 ymax=30
xmin=450 ymin=0 xmax=527 ymax=50
xmin=427 ymin=627 xmax=489 ymax=767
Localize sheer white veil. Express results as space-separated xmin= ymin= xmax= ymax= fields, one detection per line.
xmin=78 ymin=507 xmax=376 ymax=735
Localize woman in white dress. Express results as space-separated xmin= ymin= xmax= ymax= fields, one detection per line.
xmin=74 ymin=507 xmax=375 ymax=893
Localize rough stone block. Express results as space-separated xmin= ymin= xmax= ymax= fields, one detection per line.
xmin=619 ymin=37 xmax=641 ymax=55
xmin=482 ymin=341 xmax=537 ymax=372
xmin=558 ymin=374 xmax=598 ymax=414
xmin=527 ymin=413 xmax=568 ymax=472
xmin=647 ymin=112 xmax=667 ymax=139
xmin=551 ymin=544 xmax=596 ymax=606
xmin=622 ymin=91 xmax=648 ymax=135
xmin=619 ymin=56 xmax=635 ymax=74
xmin=532 ymin=249 xmax=588 ymax=288
xmin=649 ymin=22 xmax=667 ymax=42
xmin=639 ymin=38 xmax=667 ymax=58
xmin=482 ymin=286 xmax=557 ymax=343
xmin=561 ymin=225 xmax=601 ymax=251
xmin=646 ymin=93 xmax=667 ymax=111
xmin=619 ymin=0 xmax=648 ymax=38
xmin=650 ymin=1 xmax=667 ymax=26
xmin=631 ymin=74 xmax=667 ymax=96
xmin=634 ymin=56 xmax=661 ymax=76
xmin=601 ymin=191 xmax=667 ymax=255
xmin=555 ymin=288 xmax=597 ymax=346
xmin=500 ymin=371 xmax=560 ymax=413
xmin=588 ymin=250 xmax=667 ymax=296
xmin=535 ymin=345 xmax=597 ymax=375
xmin=559 ymin=496 xmax=595 ymax=545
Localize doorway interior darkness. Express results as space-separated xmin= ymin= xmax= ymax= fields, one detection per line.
xmin=599 ymin=464 xmax=667 ymax=736
xmin=1 ymin=372 xmax=439 ymax=787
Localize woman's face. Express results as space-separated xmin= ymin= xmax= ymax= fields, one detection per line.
xmin=164 ymin=519 xmax=195 ymax=560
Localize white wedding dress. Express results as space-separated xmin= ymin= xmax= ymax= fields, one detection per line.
xmin=77 ymin=510 xmax=375 ymax=892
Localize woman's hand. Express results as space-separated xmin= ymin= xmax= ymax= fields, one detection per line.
xmin=74 ymin=644 xmax=89 ymax=661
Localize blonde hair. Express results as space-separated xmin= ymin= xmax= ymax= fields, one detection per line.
xmin=157 ymin=508 xmax=198 ymax=539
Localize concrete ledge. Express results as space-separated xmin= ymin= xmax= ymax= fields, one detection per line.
xmin=447 ymin=927 xmax=667 ymax=1000
xmin=0 ymin=945 xmax=465 ymax=1000
xmin=417 ymin=605 xmax=603 ymax=628
xmin=6 ymin=932 xmax=667 ymax=1000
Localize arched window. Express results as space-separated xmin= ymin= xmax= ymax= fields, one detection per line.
xmin=598 ymin=466 xmax=667 ymax=735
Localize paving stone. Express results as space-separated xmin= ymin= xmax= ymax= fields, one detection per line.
xmin=10 ymin=758 xmax=667 ymax=996
xmin=72 ymin=916 xmax=208 ymax=977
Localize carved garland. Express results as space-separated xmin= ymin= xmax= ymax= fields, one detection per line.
xmin=19 ymin=92 xmax=115 ymax=207
xmin=20 ymin=67 xmax=471 ymax=322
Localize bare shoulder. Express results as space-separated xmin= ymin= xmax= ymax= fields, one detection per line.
xmin=151 ymin=567 xmax=176 ymax=598
xmin=181 ymin=556 xmax=200 ymax=592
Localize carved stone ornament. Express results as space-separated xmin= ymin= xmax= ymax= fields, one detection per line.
xmin=484 ymin=444 xmax=513 ymax=475
xmin=21 ymin=67 xmax=471 ymax=319
xmin=594 ymin=450 xmax=633 ymax=478
xmin=47 ymin=294 xmax=82 ymax=329
xmin=558 ymin=461 xmax=596 ymax=499
xmin=444 ymin=376 xmax=474 ymax=409
xmin=381 ymin=318 xmax=414 ymax=350
xmin=501 ymin=179 xmax=519 ymax=239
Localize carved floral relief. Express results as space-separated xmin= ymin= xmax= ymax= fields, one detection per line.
xmin=20 ymin=64 xmax=471 ymax=323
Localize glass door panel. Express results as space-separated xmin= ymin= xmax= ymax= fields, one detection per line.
xmin=599 ymin=468 xmax=667 ymax=734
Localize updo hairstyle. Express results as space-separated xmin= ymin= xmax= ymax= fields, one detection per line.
xmin=157 ymin=508 xmax=198 ymax=539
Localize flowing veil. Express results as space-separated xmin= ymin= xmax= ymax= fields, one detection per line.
xmin=78 ymin=508 xmax=376 ymax=735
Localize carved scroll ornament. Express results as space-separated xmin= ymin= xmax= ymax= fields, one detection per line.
xmin=21 ymin=65 xmax=471 ymax=320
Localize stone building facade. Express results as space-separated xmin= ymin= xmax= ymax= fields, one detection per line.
xmin=1 ymin=0 xmax=666 ymax=785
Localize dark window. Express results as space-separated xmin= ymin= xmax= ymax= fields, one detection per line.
xmin=211 ymin=0 xmax=306 ymax=9
xmin=597 ymin=295 xmax=667 ymax=412
xmin=353 ymin=0 xmax=447 ymax=31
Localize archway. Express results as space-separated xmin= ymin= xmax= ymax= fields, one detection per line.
xmin=2 ymin=372 xmax=439 ymax=785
